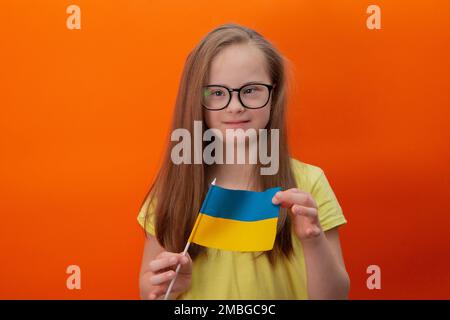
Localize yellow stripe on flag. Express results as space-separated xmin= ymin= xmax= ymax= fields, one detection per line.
xmin=189 ymin=213 xmax=278 ymax=252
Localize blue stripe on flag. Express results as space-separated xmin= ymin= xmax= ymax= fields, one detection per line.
xmin=200 ymin=185 xmax=281 ymax=222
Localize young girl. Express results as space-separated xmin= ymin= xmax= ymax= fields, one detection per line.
xmin=137 ymin=23 xmax=349 ymax=300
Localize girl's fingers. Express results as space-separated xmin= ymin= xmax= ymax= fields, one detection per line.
xmin=149 ymin=286 xmax=166 ymax=300
xmin=150 ymin=270 xmax=177 ymax=286
xmin=149 ymin=279 xmax=187 ymax=300
xmin=272 ymin=189 xmax=316 ymax=208
xmin=156 ymin=251 xmax=183 ymax=261
xmin=291 ymin=204 xmax=318 ymax=220
xmin=149 ymin=256 xmax=177 ymax=273
xmin=149 ymin=253 xmax=188 ymax=273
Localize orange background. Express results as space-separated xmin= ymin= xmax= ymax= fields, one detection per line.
xmin=1 ymin=0 xmax=449 ymax=299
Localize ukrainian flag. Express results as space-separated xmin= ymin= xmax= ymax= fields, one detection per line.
xmin=188 ymin=184 xmax=281 ymax=252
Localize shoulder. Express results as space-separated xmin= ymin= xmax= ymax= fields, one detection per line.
xmin=289 ymin=158 xmax=325 ymax=193
xmin=289 ymin=157 xmax=347 ymax=230
xmin=137 ymin=193 xmax=158 ymax=235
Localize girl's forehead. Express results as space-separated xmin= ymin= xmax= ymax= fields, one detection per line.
xmin=207 ymin=45 xmax=270 ymax=86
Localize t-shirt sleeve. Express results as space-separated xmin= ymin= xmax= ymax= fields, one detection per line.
xmin=136 ymin=194 xmax=157 ymax=236
xmin=310 ymin=169 xmax=347 ymax=231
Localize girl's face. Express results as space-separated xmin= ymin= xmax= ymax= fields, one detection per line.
xmin=203 ymin=44 xmax=273 ymax=137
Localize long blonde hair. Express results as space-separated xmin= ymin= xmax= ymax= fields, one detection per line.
xmin=143 ymin=23 xmax=297 ymax=265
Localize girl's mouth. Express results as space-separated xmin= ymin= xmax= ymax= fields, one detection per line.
xmin=222 ymin=120 xmax=250 ymax=129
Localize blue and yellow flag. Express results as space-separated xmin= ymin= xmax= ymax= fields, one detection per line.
xmin=188 ymin=184 xmax=281 ymax=252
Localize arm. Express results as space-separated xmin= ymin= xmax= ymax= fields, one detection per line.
xmin=273 ymin=188 xmax=350 ymax=299
xmin=301 ymin=227 xmax=350 ymax=299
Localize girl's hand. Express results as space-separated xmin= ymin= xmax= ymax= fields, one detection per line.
xmin=147 ymin=251 xmax=192 ymax=300
xmin=272 ymin=188 xmax=323 ymax=242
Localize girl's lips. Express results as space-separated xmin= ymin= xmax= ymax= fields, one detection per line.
xmin=222 ymin=120 xmax=250 ymax=128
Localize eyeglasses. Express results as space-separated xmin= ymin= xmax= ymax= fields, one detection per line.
xmin=201 ymin=82 xmax=274 ymax=111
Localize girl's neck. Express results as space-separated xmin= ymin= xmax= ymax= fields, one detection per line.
xmin=206 ymin=163 xmax=259 ymax=191
xmin=205 ymin=139 xmax=262 ymax=191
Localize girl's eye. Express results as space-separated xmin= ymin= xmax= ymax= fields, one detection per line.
xmin=203 ymin=88 xmax=226 ymax=98
xmin=243 ymin=87 xmax=260 ymax=94
xmin=213 ymin=90 xmax=225 ymax=96
xmin=205 ymin=89 xmax=225 ymax=97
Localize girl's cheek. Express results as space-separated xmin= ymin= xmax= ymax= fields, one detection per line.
xmin=251 ymin=109 xmax=271 ymax=130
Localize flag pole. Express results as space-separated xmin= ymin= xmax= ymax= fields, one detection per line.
xmin=163 ymin=178 xmax=216 ymax=300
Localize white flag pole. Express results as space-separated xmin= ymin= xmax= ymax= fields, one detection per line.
xmin=163 ymin=178 xmax=216 ymax=300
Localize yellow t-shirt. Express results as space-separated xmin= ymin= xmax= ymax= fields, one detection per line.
xmin=136 ymin=158 xmax=347 ymax=299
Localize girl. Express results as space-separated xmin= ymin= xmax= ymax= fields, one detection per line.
xmin=137 ymin=23 xmax=349 ymax=300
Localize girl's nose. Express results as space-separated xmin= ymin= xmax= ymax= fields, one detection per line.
xmin=226 ymin=91 xmax=245 ymax=113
